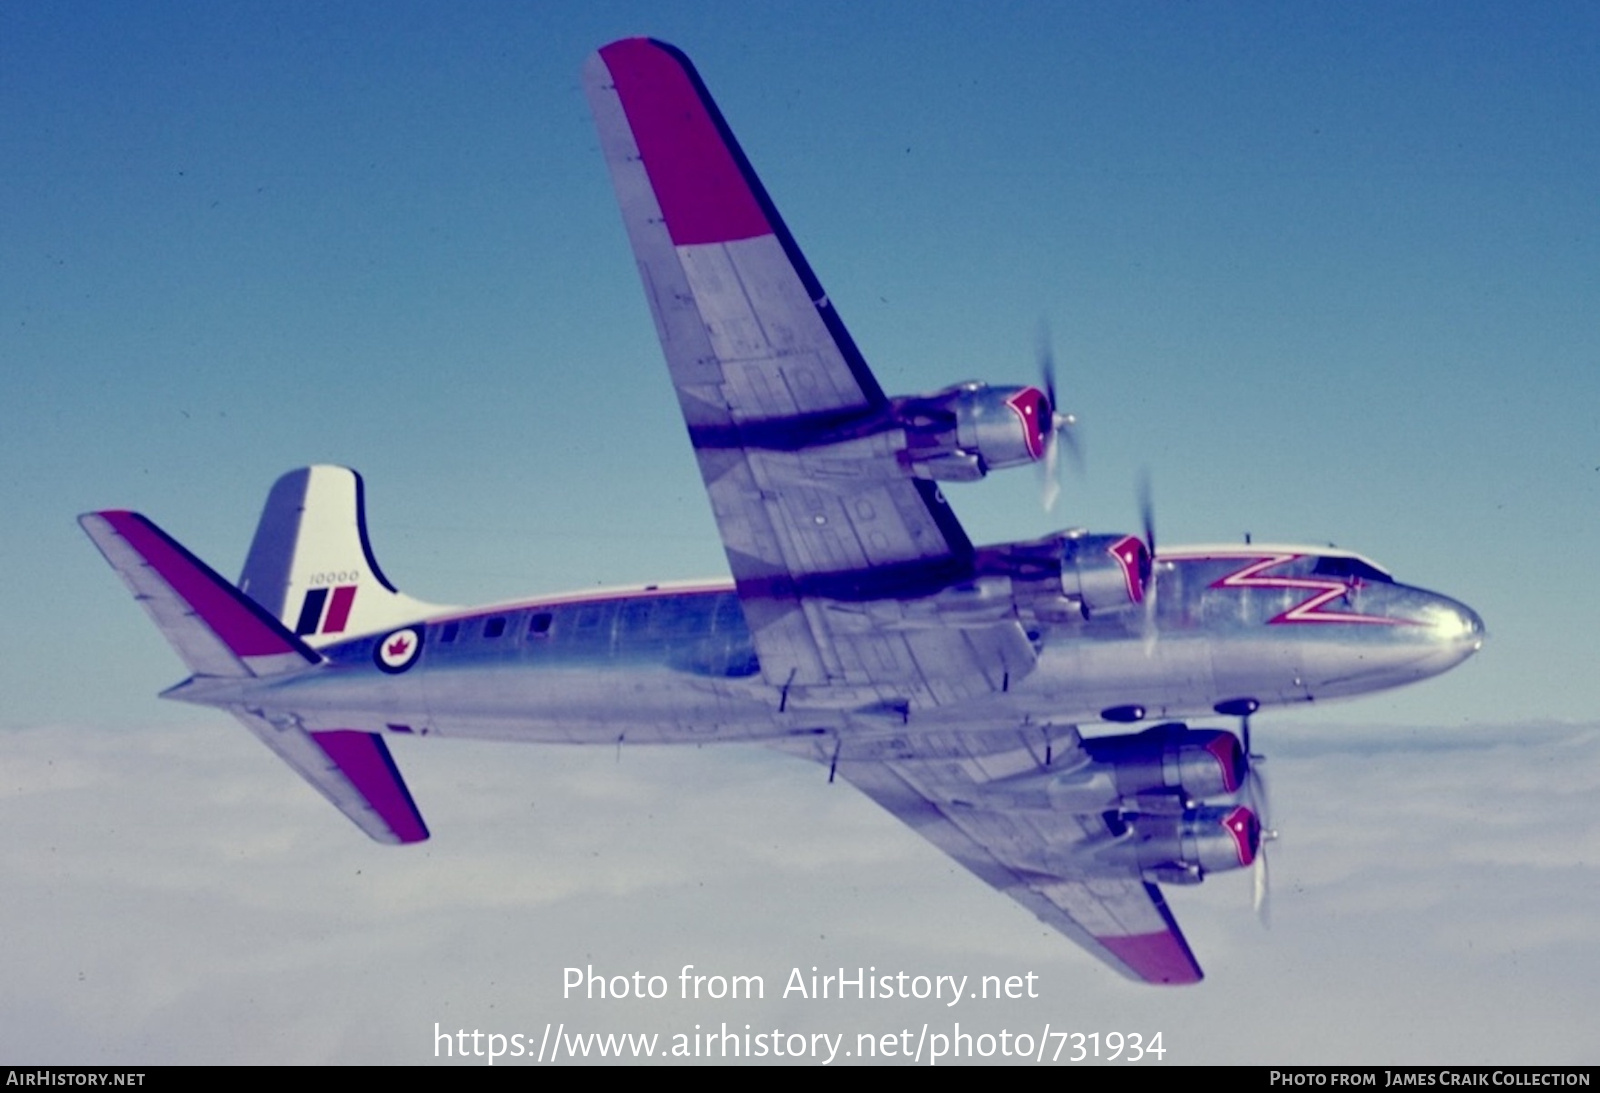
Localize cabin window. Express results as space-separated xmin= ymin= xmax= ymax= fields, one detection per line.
xmin=619 ymin=600 xmax=654 ymax=637
xmin=527 ymin=612 xmax=553 ymax=636
xmin=440 ymin=622 xmax=460 ymax=644
xmin=483 ymin=616 xmax=507 ymax=639
xmin=570 ymin=603 xmax=614 ymax=642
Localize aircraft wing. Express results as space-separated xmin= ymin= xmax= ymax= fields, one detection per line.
xmin=777 ymin=730 xmax=1205 ymax=985
xmin=585 ymin=39 xmax=1035 ymax=710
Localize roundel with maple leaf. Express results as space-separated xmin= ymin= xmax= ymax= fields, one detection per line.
xmin=374 ymin=627 xmax=423 ymax=674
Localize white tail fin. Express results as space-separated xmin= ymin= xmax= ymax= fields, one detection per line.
xmin=238 ymin=466 xmax=449 ymax=647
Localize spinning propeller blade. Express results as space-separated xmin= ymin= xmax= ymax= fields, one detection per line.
xmin=1036 ymin=324 xmax=1081 ymax=511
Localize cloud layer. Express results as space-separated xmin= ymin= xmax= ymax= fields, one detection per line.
xmin=4 ymin=719 xmax=1595 ymax=1064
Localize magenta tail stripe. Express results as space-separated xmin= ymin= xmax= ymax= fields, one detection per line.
xmin=323 ymin=585 xmax=357 ymax=633
xmin=98 ymin=511 xmax=310 ymax=660
xmin=309 ymin=730 xmax=429 ymax=844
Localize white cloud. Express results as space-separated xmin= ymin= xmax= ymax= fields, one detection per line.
xmin=3 ymin=720 xmax=1597 ymax=1064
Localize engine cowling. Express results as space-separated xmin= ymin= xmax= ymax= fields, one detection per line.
xmin=1081 ymin=724 xmax=1246 ymax=801
xmin=1005 ymin=802 xmax=1260 ymax=883
xmin=1058 ymin=532 xmax=1150 ymax=615
xmin=970 ymin=529 xmax=1152 ymax=620
xmin=971 ymin=724 xmax=1246 ymax=813
xmin=895 ymin=382 xmax=1048 ymax=481
xmin=1121 ymin=805 xmax=1260 ymax=884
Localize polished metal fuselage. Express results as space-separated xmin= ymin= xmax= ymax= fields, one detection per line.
xmin=167 ymin=544 xmax=1483 ymax=747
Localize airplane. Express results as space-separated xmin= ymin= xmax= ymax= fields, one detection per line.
xmin=79 ymin=38 xmax=1484 ymax=986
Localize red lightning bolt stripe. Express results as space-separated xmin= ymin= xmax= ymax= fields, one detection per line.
xmin=1205 ymin=553 xmax=1412 ymax=626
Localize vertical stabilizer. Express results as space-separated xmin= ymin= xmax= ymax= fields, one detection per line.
xmin=239 ymin=466 xmax=449 ymax=646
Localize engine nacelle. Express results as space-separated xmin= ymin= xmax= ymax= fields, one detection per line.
xmin=1122 ymin=805 xmax=1260 ymax=884
xmin=1082 ymin=724 xmax=1246 ymax=802
xmin=895 ymin=382 xmax=1048 ymax=481
xmin=971 ymin=529 xmax=1151 ymax=620
xmin=1057 ymin=532 xmax=1150 ymax=615
xmin=972 ymin=724 xmax=1246 ymax=813
xmin=1005 ymin=802 xmax=1259 ymax=882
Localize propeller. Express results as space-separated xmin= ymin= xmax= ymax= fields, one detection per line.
xmin=1252 ymin=837 xmax=1271 ymax=926
xmin=1036 ymin=325 xmax=1081 ymax=511
xmin=1237 ymin=706 xmax=1277 ymax=925
xmin=1137 ymin=471 xmax=1159 ymax=651
xmin=1137 ymin=470 xmax=1157 ymax=577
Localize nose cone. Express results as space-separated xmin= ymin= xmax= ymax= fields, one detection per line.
xmin=1419 ymin=595 xmax=1486 ymax=664
xmin=1380 ymin=591 xmax=1485 ymax=687
xmin=1298 ymin=587 xmax=1485 ymax=701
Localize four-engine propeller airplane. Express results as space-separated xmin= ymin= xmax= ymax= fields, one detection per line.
xmin=80 ymin=38 xmax=1483 ymax=985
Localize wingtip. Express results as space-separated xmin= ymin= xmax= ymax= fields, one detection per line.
xmin=590 ymin=36 xmax=772 ymax=247
xmin=79 ymin=509 xmax=148 ymax=547
xmin=597 ymin=36 xmax=681 ymax=59
xmin=1099 ymin=927 xmax=1205 ymax=985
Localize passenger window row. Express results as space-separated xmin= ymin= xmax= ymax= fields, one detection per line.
xmin=435 ymin=611 xmax=556 ymax=646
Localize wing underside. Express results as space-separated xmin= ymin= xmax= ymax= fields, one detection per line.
xmin=585 ymin=39 xmax=1034 ymax=710
xmin=587 ymin=38 xmax=1198 ymax=982
xmin=778 ymin=730 xmax=1204 ymax=985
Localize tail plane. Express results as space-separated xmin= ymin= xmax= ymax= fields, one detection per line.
xmin=80 ymin=509 xmax=320 ymax=679
xmin=80 ymin=466 xmax=435 ymax=845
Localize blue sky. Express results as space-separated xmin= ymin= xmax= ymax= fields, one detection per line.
xmin=3 ymin=1 xmax=1598 ymax=1064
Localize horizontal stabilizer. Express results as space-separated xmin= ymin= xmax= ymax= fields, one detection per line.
xmin=82 ymin=510 xmax=426 ymax=843
xmin=231 ymin=712 xmax=429 ymax=844
xmin=80 ymin=511 xmax=319 ymax=678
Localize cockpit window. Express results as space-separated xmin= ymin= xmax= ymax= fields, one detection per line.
xmin=1312 ymin=556 xmax=1393 ymax=583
